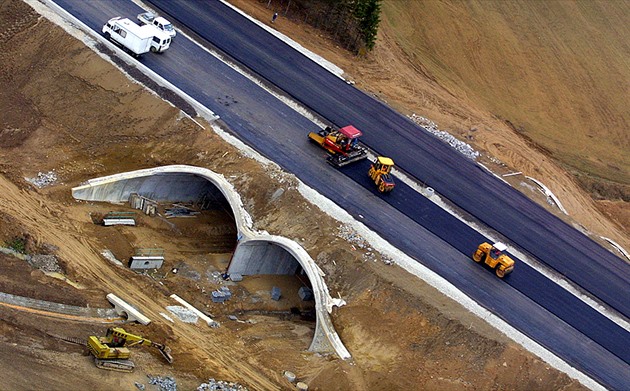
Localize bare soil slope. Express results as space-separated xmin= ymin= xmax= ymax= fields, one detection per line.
xmin=380 ymin=1 xmax=629 ymax=187
xmin=0 ymin=0 xmax=616 ymax=390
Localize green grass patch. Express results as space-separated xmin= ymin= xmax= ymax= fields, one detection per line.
xmin=5 ymin=236 xmax=27 ymax=254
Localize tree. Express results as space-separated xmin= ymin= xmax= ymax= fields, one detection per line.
xmin=353 ymin=0 xmax=382 ymax=51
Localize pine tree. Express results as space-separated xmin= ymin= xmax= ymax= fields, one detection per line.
xmin=353 ymin=0 xmax=382 ymax=51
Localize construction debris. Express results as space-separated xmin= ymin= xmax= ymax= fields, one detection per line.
xmin=298 ymin=287 xmax=313 ymax=301
xmin=165 ymin=204 xmax=200 ymax=218
xmin=271 ymin=286 xmax=281 ymax=301
xmin=103 ymin=211 xmax=136 ymax=226
xmin=170 ymin=294 xmax=218 ymax=327
xmin=229 ymin=273 xmax=243 ymax=282
xmin=283 ymin=370 xmax=296 ymax=383
xmin=129 ymin=248 xmax=165 ymax=270
xmin=160 ymin=312 xmax=175 ymax=323
xmin=211 ymin=286 xmax=232 ymax=303
xmin=409 ymin=114 xmax=480 ymax=160
xmin=26 ymin=171 xmax=58 ymax=188
xmin=28 ymin=254 xmax=63 ymax=274
xmin=129 ymin=193 xmax=158 ymax=216
xmin=148 ymin=375 xmax=177 ymax=391
xmin=337 ymin=225 xmax=370 ymax=249
xmin=197 ymin=378 xmax=248 ymax=391
xmin=101 ymin=249 xmax=123 ymax=266
xmin=166 ymin=306 xmax=199 ymax=323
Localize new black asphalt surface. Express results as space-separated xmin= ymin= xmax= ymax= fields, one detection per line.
xmin=147 ymin=0 xmax=630 ymax=320
xmin=51 ymin=0 xmax=630 ymax=388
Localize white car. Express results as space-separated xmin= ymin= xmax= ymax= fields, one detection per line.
xmin=137 ymin=12 xmax=176 ymax=38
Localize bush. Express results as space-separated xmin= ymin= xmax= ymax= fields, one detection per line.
xmin=6 ymin=237 xmax=27 ymax=254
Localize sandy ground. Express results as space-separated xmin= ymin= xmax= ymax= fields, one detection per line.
xmin=0 ymin=0 xmax=622 ymax=389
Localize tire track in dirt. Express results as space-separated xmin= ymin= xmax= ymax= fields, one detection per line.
xmin=0 ymin=176 xmax=282 ymax=389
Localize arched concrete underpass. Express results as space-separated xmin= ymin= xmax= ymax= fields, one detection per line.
xmin=72 ymin=165 xmax=350 ymax=359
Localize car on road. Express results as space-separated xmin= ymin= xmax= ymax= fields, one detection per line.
xmin=103 ymin=17 xmax=171 ymax=56
xmin=137 ymin=12 xmax=176 ymax=38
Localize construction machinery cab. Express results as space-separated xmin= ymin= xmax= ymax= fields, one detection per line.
xmin=308 ymin=125 xmax=368 ymax=167
xmin=320 ymin=125 xmax=362 ymax=153
xmin=369 ymin=156 xmax=396 ymax=193
xmin=472 ymin=242 xmax=514 ymax=278
xmin=87 ymin=327 xmax=173 ymax=372
xmin=489 ymin=242 xmax=505 ymax=259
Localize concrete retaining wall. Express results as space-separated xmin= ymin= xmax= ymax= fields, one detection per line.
xmin=72 ymin=165 xmax=350 ymax=359
xmin=229 ymin=240 xmax=301 ymax=275
xmin=0 ymin=292 xmax=119 ymax=319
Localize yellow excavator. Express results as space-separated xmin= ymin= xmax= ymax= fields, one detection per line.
xmin=472 ymin=242 xmax=515 ymax=278
xmin=87 ymin=327 xmax=173 ymax=372
xmin=368 ymin=156 xmax=395 ymax=193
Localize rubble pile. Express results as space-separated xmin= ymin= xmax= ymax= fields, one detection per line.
xmin=26 ymin=171 xmax=58 ymax=188
xmin=164 ymin=205 xmax=200 ymax=218
xmin=337 ymin=225 xmax=369 ymax=249
xmin=207 ymin=270 xmax=224 ymax=284
xmin=211 ymin=286 xmax=232 ymax=303
xmin=336 ymin=225 xmax=382 ymax=262
xmin=166 ymin=305 xmax=199 ymax=323
xmin=409 ymin=114 xmax=480 ymax=160
xmin=197 ymin=378 xmax=248 ymax=391
xmin=148 ymin=376 xmax=177 ymax=391
xmin=28 ymin=254 xmax=63 ymax=273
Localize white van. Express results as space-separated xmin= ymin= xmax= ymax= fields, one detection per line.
xmin=142 ymin=25 xmax=171 ymax=53
xmin=103 ymin=17 xmax=153 ymax=56
xmin=102 ymin=17 xmax=171 ymax=56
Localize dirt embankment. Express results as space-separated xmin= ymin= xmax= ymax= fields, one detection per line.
xmin=0 ymin=0 xmax=599 ymax=390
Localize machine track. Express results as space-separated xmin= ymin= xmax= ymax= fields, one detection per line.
xmin=94 ymin=357 xmax=135 ymax=372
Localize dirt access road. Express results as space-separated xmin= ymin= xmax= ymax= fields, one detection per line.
xmin=0 ymin=0 xmax=609 ymax=389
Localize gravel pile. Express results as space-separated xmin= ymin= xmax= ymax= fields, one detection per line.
xmin=409 ymin=114 xmax=480 ymax=160
xmin=166 ymin=305 xmax=199 ymax=323
xmin=148 ymin=376 xmax=177 ymax=391
xmin=337 ymin=225 xmax=370 ymax=250
xmin=197 ymin=378 xmax=248 ymax=391
xmin=207 ymin=270 xmax=223 ymax=284
xmin=337 ymin=225 xmax=361 ymax=246
xmin=28 ymin=254 xmax=63 ymax=273
xmin=26 ymin=171 xmax=58 ymax=188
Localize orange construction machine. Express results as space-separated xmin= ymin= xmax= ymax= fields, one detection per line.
xmin=308 ymin=125 xmax=368 ymax=167
xmin=368 ymin=156 xmax=396 ymax=193
xmin=472 ymin=242 xmax=515 ymax=278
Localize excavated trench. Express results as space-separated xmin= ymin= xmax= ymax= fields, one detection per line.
xmin=71 ymin=165 xmax=350 ymax=359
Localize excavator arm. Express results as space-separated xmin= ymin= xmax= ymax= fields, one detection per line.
xmin=108 ymin=327 xmax=173 ymax=363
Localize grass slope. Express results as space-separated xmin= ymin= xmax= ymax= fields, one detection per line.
xmin=382 ymin=0 xmax=629 ymax=186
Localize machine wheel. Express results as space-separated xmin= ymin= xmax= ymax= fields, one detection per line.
xmin=150 ymin=46 xmax=157 ymax=53
xmin=472 ymin=252 xmax=483 ymax=263
xmin=378 ymin=182 xmax=386 ymax=193
xmin=104 ymin=32 xmax=111 ymax=40
xmin=495 ymin=267 xmax=506 ymax=278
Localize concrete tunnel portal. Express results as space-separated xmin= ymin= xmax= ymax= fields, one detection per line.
xmin=72 ymin=165 xmax=350 ymax=359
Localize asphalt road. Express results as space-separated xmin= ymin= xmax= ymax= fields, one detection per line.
xmin=147 ymin=0 xmax=630 ymax=320
xmin=50 ymin=0 xmax=630 ymax=388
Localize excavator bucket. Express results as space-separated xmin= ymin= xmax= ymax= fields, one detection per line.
xmin=156 ymin=344 xmax=174 ymax=364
